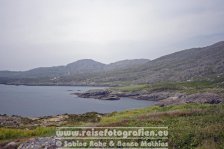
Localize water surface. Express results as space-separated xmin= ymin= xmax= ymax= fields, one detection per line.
xmin=0 ymin=84 xmax=155 ymax=117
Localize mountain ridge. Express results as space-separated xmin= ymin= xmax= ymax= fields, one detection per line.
xmin=0 ymin=41 xmax=224 ymax=86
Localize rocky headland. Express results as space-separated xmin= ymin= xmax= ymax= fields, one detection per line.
xmin=74 ymin=89 xmax=223 ymax=106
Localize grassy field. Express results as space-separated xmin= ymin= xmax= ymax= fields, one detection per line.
xmin=99 ymin=103 xmax=224 ymax=149
xmin=113 ymin=79 xmax=224 ymax=97
xmin=0 ymin=103 xmax=223 ymax=148
xmin=0 ymin=127 xmax=55 ymax=143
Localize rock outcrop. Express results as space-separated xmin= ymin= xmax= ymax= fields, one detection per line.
xmin=18 ymin=137 xmax=56 ymax=149
xmin=157 ymin=93 xmax=223 ymax=106
xmin=74 ymin=89 xmax=120 ymax=100
xmin=74 ymin=89 xmax=177 ymax=101
xmin=74 ymin=89 xmax=223 ymax=106
xmin=184 ymin=93 xmax=222 ymax=104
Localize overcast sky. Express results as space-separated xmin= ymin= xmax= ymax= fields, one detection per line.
xmin=0 ymin=0 xmax=224 ymax=71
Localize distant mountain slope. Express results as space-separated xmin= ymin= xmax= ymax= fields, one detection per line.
xmin=66 ymin=59 xmax=105 ymax=74
xmin=0 ymin=59 xmax=106 ymax=79
xmin=0 ymin=59 xmax=150 ymax=84
xmin=105 ymin=59 xmax=150 ymax=71
xmin=0 ymin=41 xmax=223 ymax=86
xmin=136 ymin=41 xmax=224 ymax=83
xmin=90 ymin=41 xmax=224 ymax=85
xmin=22 ymin=66 xmax=67 ymax=78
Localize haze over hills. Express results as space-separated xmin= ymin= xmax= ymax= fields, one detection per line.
xmin=0 ymin=59 xmax=150 ymax=83
xmin=0 ymin=41 xmax=224 ymax=86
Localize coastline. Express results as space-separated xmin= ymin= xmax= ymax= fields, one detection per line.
xmin=1 ymin=80 xmax=224 ymax=148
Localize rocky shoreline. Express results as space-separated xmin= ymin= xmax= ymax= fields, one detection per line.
xmin=73 ymin=89 xmax=175 ymax=101
xmin=74 ymin=89 xmax=120 ymax=100
xmin=74 ymin=89 xmax=223 ymax=106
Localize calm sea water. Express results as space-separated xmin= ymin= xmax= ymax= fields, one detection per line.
xmin=0 ymin=84 xmax=155 ymax=117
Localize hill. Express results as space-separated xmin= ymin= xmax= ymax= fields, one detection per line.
xmin=91 ymin=41 xmax=224 ymax=85
xmin=0 ymin=41 xmax=224 ymax=86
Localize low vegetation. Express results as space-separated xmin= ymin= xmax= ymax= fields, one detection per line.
xmin=0 ymin=127 xmax=54 ymax=142
xmin=113 ymin=84 xmax=149 ymax=92
xmin=100 ymin=103 xmax=224 ymax=149
xmin=112 ymin=78 xmax=224 ymax=96
xmin=1 ymin=103 xmax=223 ymax=148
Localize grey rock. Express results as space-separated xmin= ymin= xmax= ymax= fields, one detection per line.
xmin=157 ymin=93 xmax=223 ymax=106
xmin=3 ymin=142 xmax=18 ymax=149
xmin=100 ymin=95 xmax=120 ymax=100
xmin=134 ymin=92 xmax=172 ymax=101
xmin=18 ymin=137 xmax=56 ymax=149
xmin=74 ymin=89 xmax=120 ymax=100
xmin=183 ymin=93 xmax=222 ymax=104
xmin=156 ymin=97 xmax=185 ymax=106
xmin=115 ymin=92 xmax=140 ymax=97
